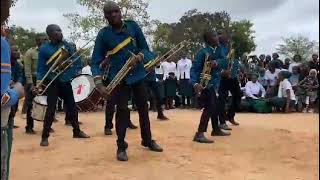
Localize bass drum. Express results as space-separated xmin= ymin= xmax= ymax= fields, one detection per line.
xmin=71 ymin=74 xmax=102 ymax=112
xmin=32 ymin=96 xmax=48 ymax=121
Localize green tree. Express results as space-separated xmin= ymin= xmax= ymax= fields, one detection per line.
xmin=152 ymin=9 xmax=256 ymax=59
xmin=277 ymin=35 xmax=319 ymax=61
xmin=64 ymin=0 xmax=151 ymax=43
xmin=8 ymin=25 xmax=46 ymax=54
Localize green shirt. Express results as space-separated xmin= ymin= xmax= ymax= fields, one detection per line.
xmin=23 ymin=47 xmax=39 ymax=84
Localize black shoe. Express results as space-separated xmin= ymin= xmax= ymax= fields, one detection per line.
xmin=40 ymin=138 xmax=49 ymax=147
xmin=157 ymin=114 xmax=169 ymax=120
xmin=73 ymin=131 xmax=90 ymax=138
xmin=141 ymin=140 xmax=163 ymax=152
xmin=26 ymin=128 xmax=36 ymax=135
xmin=128 ymin=122 xmax=138 ymax=129
xmin=193 ymin=133 xmax=214 ymax=143
xmin=117 ymin=149 xmax=128 ymax=161
xmin=104 ymin=128 xmax=112 ymax=135
xmin=219 ymin=124 xmax=232 ymax=131
xmin=229 ymin=119 xmax=240 ymax=126
xmin=211 ymin=130 xmax=231 ymax=136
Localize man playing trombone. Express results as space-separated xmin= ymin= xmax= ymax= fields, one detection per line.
xmin=91 ymin=1 xmax=163 ymax=161
xmin=35 ymin=24 xmax=90 ymax=147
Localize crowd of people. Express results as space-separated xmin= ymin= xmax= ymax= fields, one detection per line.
xmin=130 ymin=52 xmax=319 ymax=114
xmin=1 ymin=0 xmax=319 ymax=179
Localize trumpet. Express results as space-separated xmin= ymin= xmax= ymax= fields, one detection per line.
xmin=144 ymin=40 xmax=189 ymax=72
xmin=36 ymin=39 xmax=95 ymax=95
xmin=199 ymin=53 xmax=213 ymax=89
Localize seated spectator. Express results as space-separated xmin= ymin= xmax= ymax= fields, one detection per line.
xmin=245 ymin=73 xmax=266 ymax=100
xmin=240 ymin=73 xmax=271 ymax=113
xmin=299 ymin=69 xmax=319 ymax=113
xmin=269 ymin=71 xmax=296 ymax=113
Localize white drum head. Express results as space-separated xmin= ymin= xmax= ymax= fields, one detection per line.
xmin=34 ymin=96 xmax=48 ymax=105
xmin=71 ymin=75 xmax=95 ymax=103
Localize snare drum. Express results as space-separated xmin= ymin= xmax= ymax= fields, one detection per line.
xmin=71 ymin=74 xmax=102 ymax=112
xmin=32 ymin=96 xmax=48 ymax=121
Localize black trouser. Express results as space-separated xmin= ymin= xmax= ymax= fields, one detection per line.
xmin=197 ymin=88 xmax=220 ymax=133
xmin=25 ymin=82 xmax=36 ymax=130
xmin=217 ymin=77 xmax=241 ymax=125
xmin=111 ymin=80 xmax=152 ymax=150
xmin=145 ymin=80 xmax=164 ymax=116
xmin=42 ymin=80 xmax=80 ymax=139
xmin=104 ymin=100 xmax=131 ymax=130
xmin=8 ymin=102 xmax=19 ymax=128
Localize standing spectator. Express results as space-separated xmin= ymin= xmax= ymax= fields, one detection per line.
xmin=271 ymin=53 xmax=284 ymax=69
xmin=264 ymin=62 xmax=281 ymax=97
xmin=259 ymin=54 xmax=266 ymax=67
xmin=24 ymin=35 xmax=48 ymax=134
xmin=283 ymin=58 xmax=291 ymax=70
xmin=308 ymin=54 xmax=319 ymax=71
xmin=177 ymin=55 xmax=193 ymax=108
xmin=264 ymin=55 xmax=272 ymax=68
xmin=288 ymin=54 xmax=303 ymax=72
xmin=299 ymin=69 xmax=319 ymax=112
xmin=162 ymin=57 xmax=177 ymax=109
xmin=258 ymin=68 xmax=268 ymax=90
xmin=289 ymin=66 xmax=303 ymax=111
xmin=155 ymin=62 xmax=165 ymax=106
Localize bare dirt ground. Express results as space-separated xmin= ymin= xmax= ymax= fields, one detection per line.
xmin=9 ymin=110 xmax=319 ymax=180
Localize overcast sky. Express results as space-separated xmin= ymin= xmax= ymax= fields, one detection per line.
xmin=8 ymin=0 xmax=319 ymax=56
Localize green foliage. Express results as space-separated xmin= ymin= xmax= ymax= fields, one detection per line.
xmin=152 ymin=9 xmax=256 ymax=59
xmin=277 ymin=35 xmax=319 ymax=61
xmin=64 ymin=0 xmax=151 ymax=42
xmin=8 ymin=25 xmax=46 ymax=54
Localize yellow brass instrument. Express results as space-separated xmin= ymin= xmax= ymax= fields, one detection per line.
xmin=144 ymin=40 xmax=189 ymax=72
xmin=105 ymin=52 xmax=136 ymax=95
xmin=36 ymin=39 xmax=94 ymax=95
xmin=199 ymin=53 xmax=213 ymax=88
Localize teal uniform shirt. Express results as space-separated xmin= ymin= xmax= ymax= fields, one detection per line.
xmin=91 ymin=20 xmax=150 ymax=85
xmin=37 ymin=40 xmax=82 ymax=83
xmin=1 ymin=37 xmax=19 ymax=108
xmin=191 ymin=46 xmax=220 ymax=90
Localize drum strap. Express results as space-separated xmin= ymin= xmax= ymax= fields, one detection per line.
xmin=106 ymin=37 xmax=133 ymax=56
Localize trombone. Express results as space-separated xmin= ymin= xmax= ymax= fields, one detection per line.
xmin=36 ymin=39 xmax=95 ymax=95
xmin=144 ymin=40 xmax=190 ymax=72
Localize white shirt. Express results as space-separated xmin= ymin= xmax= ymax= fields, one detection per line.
xmin=245 ymin=81 xmax=266 ymax=99
xmin=176 ymin=58 xmax=192 ymax=80
xmin=155 ymin=64 xmax=164 ymax=82
xmin=264 ymin=68 xmax=281 ymax=86
xmin=288 ymin=62 xmax=302 ymax=72
xmin=82 ymin=65 xmax=92 ymax=75
xmin=161 ymin=61 xmax=177 ymax=80
xmin=278 ymin=79 xmax=296 ymax=100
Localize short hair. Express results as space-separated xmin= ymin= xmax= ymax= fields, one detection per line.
xmin=309 ymin=69 xmax=318 ymax=76
xmin=203 ymin=31 xmax=217 ymax=44
xmin=103 ymin=1 xmax=119 ymax=14
xmin=46 ymin=24 xmax=59 ymax=36
xmin=1 ymin=0 xmax=11 ymax=24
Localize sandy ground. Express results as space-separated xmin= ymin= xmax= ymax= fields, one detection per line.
xmin=9 ymin=109 xmax=319 ymax=180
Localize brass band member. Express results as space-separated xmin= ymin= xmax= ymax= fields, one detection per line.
xmin=35 ymin=24 xmax=90 ymax=147
xmin=91 ymin=1 xmax=163 ymax=161
xmin=191 ymin=31 xmax=231 ymax=144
